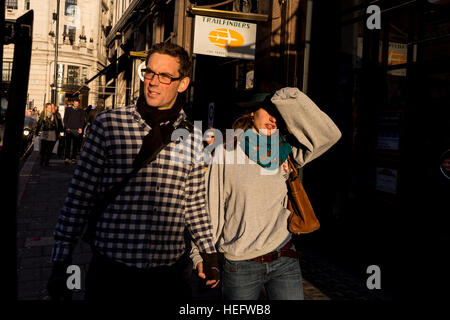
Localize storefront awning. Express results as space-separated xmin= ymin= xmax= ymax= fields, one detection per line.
xmin=85 ymin=63 xmax=114 ymax=85
xmin=85 ymin=53 xmax=134 ymax=85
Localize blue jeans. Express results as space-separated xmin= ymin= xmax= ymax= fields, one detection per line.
xmin=222 ymin=256 xmax=304 ymax=300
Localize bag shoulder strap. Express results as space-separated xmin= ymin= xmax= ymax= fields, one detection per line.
xmin=287 ymin=154 xmax=299 ymax=179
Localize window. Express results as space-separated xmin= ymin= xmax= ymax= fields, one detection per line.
xmin=67 ymin=65 xmax=80 ymax=84
xmin=6 ymin=0 xmax=18 ymax=10
xmin=2 ymin=62 xmax=13 ymax=82
xmin=65 ymin=0 xmax=77 ymax=16
xmin=24 ymin=0 xmax=30 ymax=10
xmin=81 ymin=67 xmax=88 ymax=84
xmin=68 ymin=26 xmax=76 ymax=45
xmin=63 ymin=25 xmax=77 ymax=44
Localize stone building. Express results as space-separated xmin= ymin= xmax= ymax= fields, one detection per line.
xmin=3 ymin=0 xmax=110 ymax=112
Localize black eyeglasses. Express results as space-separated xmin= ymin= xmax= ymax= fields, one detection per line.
xmin=141 ymin=68 xmax=182 ymax=84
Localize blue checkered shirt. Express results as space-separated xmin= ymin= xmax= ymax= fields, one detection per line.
xmin=51 ymin=105 xmax=216 ymax=268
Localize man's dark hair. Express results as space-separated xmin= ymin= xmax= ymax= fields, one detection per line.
xmin=146 ymin=42 xmax=192 ymax=78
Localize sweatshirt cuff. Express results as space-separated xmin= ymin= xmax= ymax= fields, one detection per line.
xmin=191 ymin=254 xmax=203 ymax=270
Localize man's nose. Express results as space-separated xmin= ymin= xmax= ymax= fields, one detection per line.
xmin=148 ymin=73 xmax=160 ymax=85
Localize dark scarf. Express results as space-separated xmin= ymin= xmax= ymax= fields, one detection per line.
xmin=134 ymin=95 xmax=183 ymax=168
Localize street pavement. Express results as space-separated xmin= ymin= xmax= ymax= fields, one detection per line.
xmin=16 ymin=150 xmax=392 ymax=301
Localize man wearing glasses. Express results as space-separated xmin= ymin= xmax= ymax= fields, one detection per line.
xmin=47 ymin=42 xmax=219 ymax=300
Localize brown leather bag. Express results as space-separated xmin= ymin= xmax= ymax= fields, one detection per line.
xmin=286 ymin=156 xmax=320 ymax=234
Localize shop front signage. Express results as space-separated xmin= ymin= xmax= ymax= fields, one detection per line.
xmin=193 ymin=15 xmax=257 ymax=60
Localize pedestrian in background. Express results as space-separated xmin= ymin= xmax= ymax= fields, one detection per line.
xmin=52 ymin=103 xmax=63 ymax=132
xmin=51 ymin=103 xmax=64 ymax=156
xmin=47 ymin=42 xmax=219 ymax=301
xmin=63 ymin=98 xmax=85 ymax=164
xmin=83 ymin=104 xmax=101 ymax=137
xmin=191 ymin=87 xmax=342 ymax=300
xmin=37 ymin=103 xmax=60 ymax=167
xmin=30 ymin=106 xmax=39 ymax=120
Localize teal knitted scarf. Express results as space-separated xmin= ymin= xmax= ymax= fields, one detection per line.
xmin=240 ymin=128 xmax=292 ymax=170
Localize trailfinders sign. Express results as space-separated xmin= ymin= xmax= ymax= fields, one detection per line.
xmin=193 ymin=15 xmax=257 ymax=60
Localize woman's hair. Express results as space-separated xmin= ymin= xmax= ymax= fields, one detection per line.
xmin=146 ymin=42 xmax=192 ymax=78
xmin=41 ymin=103 xmax=54 ymax=121
xmin=232 ymin=111 xmax=254 ymax=131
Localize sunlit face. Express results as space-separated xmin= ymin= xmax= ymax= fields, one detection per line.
xmin=251 ymin=107 xmax=277 ymax=136
xmin=205 ymin=132 xmax=215 ymax=145
xmin=143 ymin=53 xmax=190 ymax=110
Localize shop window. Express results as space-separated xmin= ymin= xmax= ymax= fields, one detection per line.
xmin=67 ymin=65 xmax=80 ymax=84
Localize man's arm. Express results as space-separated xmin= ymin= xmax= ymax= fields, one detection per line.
xmin=51 ymin=115 xmax=107 ymax=262
xmin=189 ymin=144 xmax=226 ymax=269
xmin=63 ymin=107 xmax=68 ymax=128
xmin=184 ymin=162 xmax=216 ymax=255
xmin=80 ymin=109 xmax=86 ymax=130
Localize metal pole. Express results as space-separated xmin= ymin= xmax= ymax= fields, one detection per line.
xmin=53 ymin=0 xmax=60 ymax=105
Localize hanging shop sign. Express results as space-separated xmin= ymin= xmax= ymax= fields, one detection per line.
xmin=57 ymin=64 xmax=64 ymax=87
xmin=193 ymin=15 xmax=257 ymax=60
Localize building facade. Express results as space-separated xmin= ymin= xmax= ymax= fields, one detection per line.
xmin=3 ymin=0 xmax=109 ymax=112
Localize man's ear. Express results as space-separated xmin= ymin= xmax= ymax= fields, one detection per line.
xmin=177 ymin=77 xmax=190 ymax=93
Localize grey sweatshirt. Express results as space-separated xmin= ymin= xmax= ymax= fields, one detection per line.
xmin=190 ymin=87 xmax=342 ymax=268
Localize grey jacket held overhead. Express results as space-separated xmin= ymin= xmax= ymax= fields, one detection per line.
xmin=272 ymin=87 xmax=341 ymax=167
